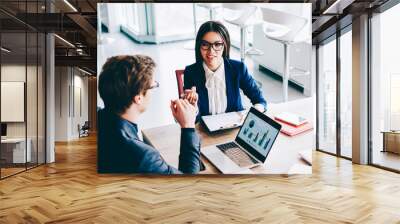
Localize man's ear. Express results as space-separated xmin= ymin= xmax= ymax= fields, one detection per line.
xmin=133 ymin=95 xmax=142 ymax=105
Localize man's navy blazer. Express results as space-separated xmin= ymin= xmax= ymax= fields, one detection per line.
xmin=183 ymin=58 xmax=267 ymax=117
xmin=97 ymin=108 xmax=201 ymax=174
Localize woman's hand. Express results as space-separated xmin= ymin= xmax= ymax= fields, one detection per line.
xmin=182 ymin=86 xmax=198 ymax=106
xmin=254 ymin=104 xmax=266 ymax=113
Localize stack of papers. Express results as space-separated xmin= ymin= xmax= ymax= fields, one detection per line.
xmin=275 ymin=112 xmax=307 ymax=126
xmin=274 ymin=112 xmax=313 ymax=136
xmin=201 ymin=110 xmax=248 ymax=132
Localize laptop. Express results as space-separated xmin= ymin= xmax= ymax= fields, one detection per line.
xmin=201 ymin=107 xmax=282 ymax=174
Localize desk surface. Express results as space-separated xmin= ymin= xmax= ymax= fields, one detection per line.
xmin=142 ymin=97 xmax=315 ymax=174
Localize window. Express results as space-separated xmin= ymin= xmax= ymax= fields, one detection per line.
xmin=124 ymin=4 xmax=141 ymax=34
xmin=317 ymin=36 xmax=337 ymax=155
xmin=370 ymin=3 xmax=400 ymax=171
xmin=339 ymin=28 xmax=352 ymax=158
xmin=317 ymin=25 xmax=353 ymax=159
xmin=153 ymin=3 xmax=195 ymax=37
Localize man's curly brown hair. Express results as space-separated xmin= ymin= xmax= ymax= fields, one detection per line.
xmin=99 ymin=55 xmax=156 ymax=114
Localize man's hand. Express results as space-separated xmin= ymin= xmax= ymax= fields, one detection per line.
xmin=170 ymin=99 xmax=196 ymax=128
xmin=181 ymin=86 xmax=198 ymax=106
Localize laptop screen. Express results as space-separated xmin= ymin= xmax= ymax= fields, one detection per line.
xmin=236 ymin=107 xmax=281 ymax=163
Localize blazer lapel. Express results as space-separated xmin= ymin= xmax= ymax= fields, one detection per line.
xmin=224 ymin=58 xmax=234 ymax=112
xmin=196 ymin=62 xmax=209 ymax=115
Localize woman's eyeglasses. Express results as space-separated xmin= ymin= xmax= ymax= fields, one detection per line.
xmin=200 ymin=40 xmax=224 ymax=51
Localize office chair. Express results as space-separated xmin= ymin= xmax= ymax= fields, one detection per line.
xmin=184 ymin=3 xmax=222 ymax=50
xmin=78 ymin=121 xmax=90 ymax=138
xmin=175 ymin=69 xmax=206 ymax=171
xmin=222 ymin=3 xmax=263 ymax=62
xmin=175 ymin=69 xmax=185 ymax=98
xmin=260 ymin=7 xmax=308 ymax=102
xmin=197 ymin=3 xmax=222 ymax=21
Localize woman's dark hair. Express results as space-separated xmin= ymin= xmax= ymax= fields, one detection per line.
xmin=98 ymin=55 xmax=155 ymax=114
xmin=195 ymin=21 xmax=230 ymax=63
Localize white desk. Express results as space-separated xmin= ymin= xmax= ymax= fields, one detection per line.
xmin=1 ymin=138 xmax=31 ymax=163
xmin=142 ymin=97 xmax=315 ymax=174
xmin=262 ymin=97 xmax=315 ymax=174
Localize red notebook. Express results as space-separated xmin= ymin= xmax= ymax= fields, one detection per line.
xmin=274 ymin=119 xmax=313 ymax=136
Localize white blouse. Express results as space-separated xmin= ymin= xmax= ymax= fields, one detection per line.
xmin=203 ymin=62 xmax=227 ymax=115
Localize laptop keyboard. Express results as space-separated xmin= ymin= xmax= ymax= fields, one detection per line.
xmin=216 ymin=142 xmax=258 ymax=167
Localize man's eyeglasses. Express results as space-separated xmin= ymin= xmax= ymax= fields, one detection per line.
xmin=148 ymin=80 xmax=160 ymax=90
xmin=200 ymin=40 xmax=224 ymax=51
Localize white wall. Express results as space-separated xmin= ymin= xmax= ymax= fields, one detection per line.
xmin=1 ymin=65 xmax=40 ymax=138
xmin=55 ymin=66 xmax=69 ymax=141
xmin=1 ymin=64 xmax=46 ymax=163
xmin=1 ymin=65 xmax=26 ymax=139
xmin=55 ymin=67 xmax=89 ymax=141
xmin=72 ymin=73 xmax=89 ymax=138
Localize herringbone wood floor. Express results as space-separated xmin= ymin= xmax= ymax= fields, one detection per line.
xmin=1 ymin=134 xmax=400 ymax=223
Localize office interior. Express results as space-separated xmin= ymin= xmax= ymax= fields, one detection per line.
xmin=97 ymin=3 xmax=313 ymax=129
xmin=97 ymin=3 xmax=314 ymax=175
xmin=0 ymin=0 xmax=400 ymax=222
xmin=0 ymin=0 xmax=97 ymax=179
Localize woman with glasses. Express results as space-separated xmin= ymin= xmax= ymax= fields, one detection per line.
xmin=183 ymin=21 xmax=267 ymax=119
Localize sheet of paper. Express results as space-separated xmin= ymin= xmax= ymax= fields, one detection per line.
xmin=274 ymin=111 xmax=308 ymax=126
xmin=202 ymin=110 xmax=248 ymax=132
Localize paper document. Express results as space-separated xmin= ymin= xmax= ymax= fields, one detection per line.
xmin=275 ymin=112 xmax=307 ymax=127
xmin=201 ymin=110 xmax=248 ymax=132
xmin=275 ymin=119 xmax=313 ymax=136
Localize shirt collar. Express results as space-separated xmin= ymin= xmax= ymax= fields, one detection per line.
xmin=120 ymin=118 xmax=139 ymax=140
xmin=102 ymin=108 xmax=139 ymax=139
xmin=203 ymin=61 xmax=224 ymax=79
